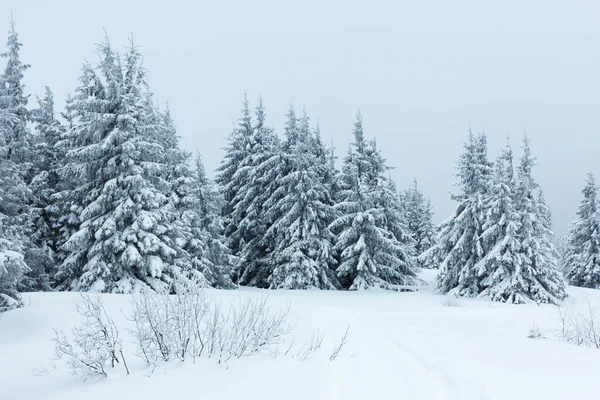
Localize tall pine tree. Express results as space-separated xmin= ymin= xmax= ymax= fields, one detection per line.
xmin=431 ymin=132 xmax=492 ymax=296
xmin=55 ymin=40 xmax=187 ymax=293
xmin=0 ymin=20 xmax=35 ymax=300
xmin=26 ymin=87 xmax=65 ymax=290
xmin=264 ymin=108 xmax=339 ymax=289
xmin=475 ymin=142 xmax=523 ymax=302
xmin=511 ymin=135 xmax=565 ymax=303
xmin=0 ymin=112 xmax=29 ymax=310
xmin=225 ymin=98 xmax=280 ymax=287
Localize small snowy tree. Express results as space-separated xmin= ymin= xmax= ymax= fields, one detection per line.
xmin=330 ymin=113 xmax=420 ymax=290
xmin=404 ymin=179 xmax=436 ymax=267
xmin=563 ymin=173 xmax=600 ymax=288
xmin=185 ymin=154 xmax=236 ymax=289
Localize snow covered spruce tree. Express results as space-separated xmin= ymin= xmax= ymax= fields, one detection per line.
xmin=27 ymin=87 xmax=65 ymax=290
xmin=329 ymin=113 xmax=419 ymax=290
xmin=218 ymin=97 xmax=280 ymax=287
xmin=0 ymin=20 xmax=32 ymax=170
xmin=55 ymin=40 xmax=194 ymax=293
xmin=215 ymin=95 xmax=254 ymax=260
xmin=0 ymin=20 xmax=60 ymax=294
xmin=512 ymin=135 xmax=565 ymax=303
xmin=190 ymin=155 xmax=236 ymax=288
xmin=264 ymin=108 xmax=339 ymax=289
xmin=474 ymin=141 xmax=523 ymax=302
xmin=0 ymin=114 xmax=29 ymax=311
xmin=404 ymin=179 xmax=436 ymax=267
xmin=428 ymin=132 xmax=492 ymax=294
xmin=563 ymin=173 xmax=600 ymax=288
xmin=51 ymin=94 xmax=84 ymax=271
xmin=155 ymin=107 xmax=234 ymax=289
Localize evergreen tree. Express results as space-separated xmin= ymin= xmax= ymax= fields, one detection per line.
xmin=0 ymin=115 xmax=29 ymax=310
xmin=55 ymin=41 xmax=186 ymax=293
xmin=215 ymin=95 xmax=255 ymax=262
xmin=26 ymin=87 xmax=65 ymax=290
xmin=155 ymin=107 xmax=234 ymax=289
xmin=282 ymin=104 xmax=299 ymax=151
xmin=192 ymin=155 xmax=235 ymax=288
xmin=313 ymin=121 xmax=340 ymax=206
xmin=475 ymin=142 xmax=523 ymax=302
xmin=512 ymin=135 xmax=565 ymax=303
xmin=430 ymin=132 xmax=492 ymax=296
xmin=227 ymin=99 xmax=280 ymax=287
xmin=367 ymin=139 xmax=416 ymax=265
xmin=404 ymin=179 xmax=437 ymax=267
xmin=563 ymin=173 xmax=600 ymax=288
xmin=53 ymin=93 xmax=83 ymax=268
xmin=0 ymin=20 xmax=32 ymax=168
xmin=330 ymin=113 xmax=420 ymax=290
xmin=0 ymin=20 xmax=44 ymax=293
xmin=264 ymin=108 xmax=339 ymax=289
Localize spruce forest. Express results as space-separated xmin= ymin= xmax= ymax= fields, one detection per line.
xmin=2 ymin=22 xmax=600 ymax=314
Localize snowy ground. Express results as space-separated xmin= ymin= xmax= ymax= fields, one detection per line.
xmin=2 ymin=270 xmax=600 ymax=400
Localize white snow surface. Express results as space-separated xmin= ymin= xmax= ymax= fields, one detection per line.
xmin=1 ymin=269 xmax=600 ymax=400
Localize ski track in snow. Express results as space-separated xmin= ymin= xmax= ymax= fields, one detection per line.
xmin=388 ymin=338 xmax=487 ymax=400
xmin=323 ymin=304 xmax=484 ymax=400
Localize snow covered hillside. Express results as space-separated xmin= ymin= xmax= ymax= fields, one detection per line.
xmin=1 ymin=270 xmax=600 ymax=400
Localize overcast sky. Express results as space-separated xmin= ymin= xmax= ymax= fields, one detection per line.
xmin=2 ymin=0 xmax=599 ymax=235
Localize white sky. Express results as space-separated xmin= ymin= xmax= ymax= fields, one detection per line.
xmin=2 ymin=0 xmax=599 ymax=235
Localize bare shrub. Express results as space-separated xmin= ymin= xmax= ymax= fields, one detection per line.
xmin=52 ymin=294 xmax=129 ymax=381
xmin=285 ymin=328 xmax=326 ymax=361
xmin=557 ymin=303 xmax=600 ymax=349
xmin=129 ymin=282 xmax=293 ymax=369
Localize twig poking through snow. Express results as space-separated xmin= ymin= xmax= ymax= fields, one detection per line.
xmin=330 ymin=325 xmax=351 ymax=361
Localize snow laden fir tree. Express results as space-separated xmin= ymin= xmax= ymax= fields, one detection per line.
xmin=217 ymin=97 xmax=280 ymax=287
xmin=54 ymin=40 xmax=232 ymax=293
xmin=403 ymin=179 xmax=436 ymax=268
xmin=563 ymin=173 xmax=600 ymax=288
xmin=264 ymin=108 xmax=339 ymax=289
xmin=426 ymin=133 xmax=565 ymax=304
xmin=0 ymin=21 xmax=32 ymax=310
xmin=330 ymin=113 xmax=420 ymax=290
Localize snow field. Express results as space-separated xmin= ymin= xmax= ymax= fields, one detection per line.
xmin=1 ymin=271 xmax=600 ymax=400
